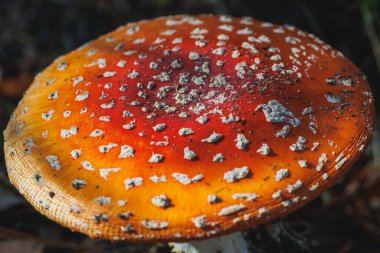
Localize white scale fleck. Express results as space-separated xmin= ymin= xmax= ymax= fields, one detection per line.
xmin=213 ymin=153 xmax=224 ymax=162
xmin=217 ymin=34 xmax=229 ymax=40
xmin=117 ymin=60 xmax=126 ymax=67
xmin=130 ymin=100 xmax=142 ymax=106
xmin=103 ymin=71 xmax=117 ymax=77
xmin=309 ymin=122 xmax=317 ymax=134
xmin=150 ymin=175 xmax=167 ymax=183
xmin=124 ymin=177 xmax=143 ymax=190
xmin=133 ymin=38 xmax=145 ymax=45
xmin=298 ymin=160 xmax=309 ymax=168
xmin=48 ymin=91 xmax=59 ymax=100
xmin=272 ymin=63 xmax=285 ymax=72
xmin=117 ymin=200 xmax=128 ymax=206
xmin=128 ymin=70 xmax=140 ymax=79
xmin=235 ymin=61 xmax=248 ymax=79
xmin=75 ymin=91 xmax=89 ymax=101
xmin=124 ymin=50 xmax=137 ymax=56
xmin=44 ymin=78 xmax=56 ymax=86
xmin=23 ymin=137 xmax=36 ymax=155
xmin=201 ymin=132 xmax=222 ymax=143
xmin=242 ymin=42 xmax=258 ymax=54
xmin=218 ymin=204 xmax=246 ymax=216
xmin=120 ymin=84 xmax=128 ymax=92
xmin=57 ymin=62 xmax=68 ymax=71
xmin=290 ymin=136 xmax=307 ymax=151
xmin=142 ymin=219 xmax=169 ymax=230
xmin=170 ymin=59 xmax=183 ymax=69
xmin=272 ymin=190 xmax=282 ymax=199
xmin=85 ymin=58 xmax=106 ymax=68
xmin=189 ymin=52 xmax=200 ymax=60
xmin=325 ymin=93 xmax=342 ymax=103
xmin=90 ymin=129 xmax=104 ymax=137
xmin=172 ymin=173 xmax=203 ymax=185
xmin=153 ymin=37 xmax=166 ymax=44
xmin=311 ymin=142 xmax=320 ymax=151
xmin=270 ymin=55 xmax=282 ymax=61
xmin=42 ymin=109 xmax=55 ymax=121
xmin=46 ymin=155 xmax=61 ymax=170
xmin=256 ymin=100 xmax=301 ymax=127
xmin=119 ymin=145 xmax=135 ymax=158
xmin=302 ymin=107 xmax=313 ymax=115
xmin=189 ymin=103 xmax=206 ymax=114
xmin=172 ymin=37 xmax=182 ymax=44
xmin=100 ymin=168 xmax=121 ymax=180
xmin=335 ymin=154 xmax=348 ymax=170
xmin=232 ymin=50 xmax=241 ymax=58
xmin=150 ymin=136 xmax=170 ymax=146
xmin=149 ymin=62 xmax=159 ymax=70
xmin=258 ymin=207 xmax=270 ymax=217
xmin=104 ymin=83 xmax=113 ymax=89
xmin=70 ymin=205 xmax=81 ymax=213
xmin=195 ymin=40 xmax=208 ymax=47
xmin=224 ymin=166 xmax=250 ymax=183
xmin=275 ymin=168 xmax=290 ymax=181
xmin=257 ymin=143 xmax=271 ymax=155
xmin=70 ymin=149 xmax=82 ymax=159
xmin=121 ymin=225 xmax=134 ymax=233
xmin=287 ymin=180 xmax=303 ymax=193
xmin=123 ymin=110 xmax=133 ymax=118
xmin=316 ymin=153 xmax=328 ymax=171
xmin=218 ymin=24 xmax=234 ymax=31
xmin=60 ymin=126 xmax=79 ymax=139
xmin=149 ymin=154 xmax=164 ymax=163
xmin=232 ymin=193 xmax=258 ymax=202
xmin=99 ymin=143 xmax=118 ymax=153
xmin=221 ymin=113 xmax=240 ymax=124
xmin=178 ymin=128 xmax=194 ymax=136
xmin=94 ymin=196 xmax=111 ymax=206
xmin=184 ymin=146 xmax=197 ymax=160
xmin=152 ymin=123 xmax=166 ymax=132
xmin=16 ymin=122 xmax=24 ymax=135
xmin=285 ymin=36 xmax=301 ymax=44
xmin=42 ymin=130 xmax=48 ymax=139
xmin=153 ymin=72 xmax=171 ymax=82
xmin=237 ymin=27 xmax=253 ymax=34
xmin=309 ymin=183 xmax=320 ymax=191
xmin=191 ymin=75 xmax=206 ymax=85
xmin=151 ymin=195 xmax=170 ymax=208
xmin=63 ymin=111 xmax=71 ymax=118
xmin=235 ymin=133 xmax=250 ymax=150
xmin=208 ymin=194 xmax=221 ymax=204
xmin=192 ymin=215 xmax=209 ymax=228
xmin=86 ymin=49 xmax=97 ymax=57
xmin=99 ymin=116 xmax=111 ymax=122
xmin=209 ymin=74 xmax=227 ymax=88
xmin=81 ymin=161 xmax=95 ymax=171
xmin=212 ymin=48 xmax=227 ymax=55
xmin=123 ymin=119 xmax=136 ymax=130
xmin=126 ymin=25 xmax=139 ymax=35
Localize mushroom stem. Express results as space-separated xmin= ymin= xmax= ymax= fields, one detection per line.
xmin=169 ymin=232 xmax=249 ymax=253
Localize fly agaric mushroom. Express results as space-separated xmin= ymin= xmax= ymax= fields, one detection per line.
xmin=3 ymin=15 xmax=374 ymax=253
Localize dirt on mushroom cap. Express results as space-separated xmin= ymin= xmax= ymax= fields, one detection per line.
xmin=3 ymin=14 xmax=375 ymax=242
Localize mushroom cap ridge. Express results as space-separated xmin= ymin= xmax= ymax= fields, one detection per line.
xmin=4 ymin=14 xmax=374 ymax=242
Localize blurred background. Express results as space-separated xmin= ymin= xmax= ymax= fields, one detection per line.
xmin=0 ymin=0 xmax=379 ymax=252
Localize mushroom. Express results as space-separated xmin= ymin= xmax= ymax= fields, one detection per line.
xmin=3 ymin=14 xmax=374 ymax=253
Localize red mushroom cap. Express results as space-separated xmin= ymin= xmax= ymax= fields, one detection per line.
xmin=4 ymin=15 xmax=374 ymax=242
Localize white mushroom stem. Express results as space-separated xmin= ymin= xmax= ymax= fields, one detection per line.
xmin=169 ymin=232 xmax=249 ymax=253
